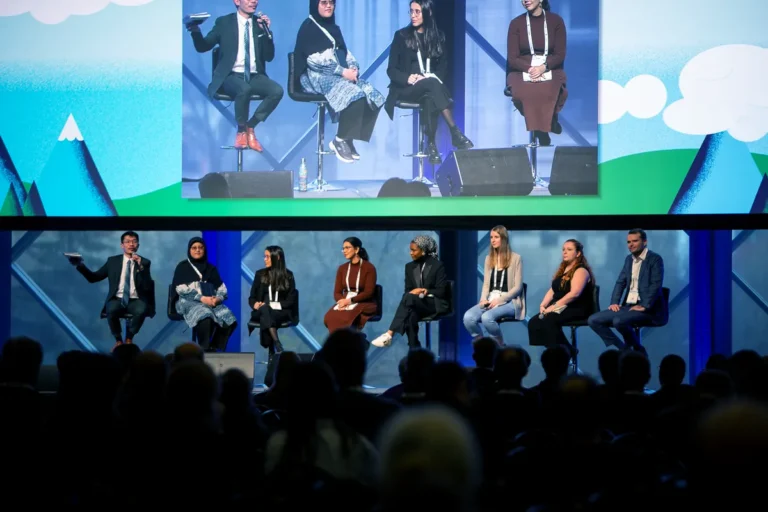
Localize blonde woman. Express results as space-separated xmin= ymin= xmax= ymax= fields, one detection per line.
xmin=462 ymin=226 xmax=525 ymax=346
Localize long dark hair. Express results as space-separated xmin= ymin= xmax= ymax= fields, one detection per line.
xmin=261 ymin=245 xmax=292 ymax=291
xmin=344 ymin=236 xmax=369 ymax=261
xmin=541 ymin=0 xmax=551 ymax=11
xmin=401 ymin=0 xmax=444 ymax=59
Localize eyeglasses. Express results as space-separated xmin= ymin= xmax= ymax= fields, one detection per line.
xmin=319 ymin=0 xmax=335 ymax=6
xmin=410 ymin=9 xmax=422 ymax=15
xmin=342 ymin=246 xmax=353 ymax=250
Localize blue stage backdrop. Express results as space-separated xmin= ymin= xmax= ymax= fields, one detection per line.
xmin=12 ymin=229 xmax=768 ymax=389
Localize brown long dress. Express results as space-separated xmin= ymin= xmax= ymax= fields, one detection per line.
xmin=324 ymin=260 xmax=379 ymax=333
xmin=506 ymin=10 xmax=568 ymax=132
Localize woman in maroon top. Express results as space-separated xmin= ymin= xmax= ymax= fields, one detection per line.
xmin=323 ymin=237 xmax=379 ymax=333
xmin=506 ymin=0 xmax=567 ymax=147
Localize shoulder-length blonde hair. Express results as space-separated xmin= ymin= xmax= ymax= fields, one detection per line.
xmin=553 ymin=239 xmax=595 ymax=287
xmin=489 ymin=225 xmax=512 ymax=268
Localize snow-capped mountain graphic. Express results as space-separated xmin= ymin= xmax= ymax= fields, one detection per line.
xmin=669 ymin=132 xmax=763 ymax=214
xmin=35 ymin=114 xmax=117 ymax=216
xmin=0 ymin=135 xmax=26 ymax=216
xmin=22 ymin=182 xmax=46 ymax=216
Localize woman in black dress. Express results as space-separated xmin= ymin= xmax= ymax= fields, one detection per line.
xmin=385 ymin=0 xmax=473 ymax=164
xmin=527 ymin=239 xmax=594 ymax=359
xmin=248 ymin=246 xmax=297 ymax=354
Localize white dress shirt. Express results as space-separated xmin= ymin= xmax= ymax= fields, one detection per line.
xmin=233 ymin=13 xmax=257 ymax=75
xmin=626 ymin=248 xmax=647 ymax=305
xmin=116 ymin=255 xmax=139 ymax=300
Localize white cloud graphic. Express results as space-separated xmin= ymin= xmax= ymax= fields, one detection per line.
xmin=598 ymin=75 xmax=667 ymax=124
xmin=663 ymin=44 xmax=768 ymax=143
xmin=0 ymin=0 xmax=154 ymax=25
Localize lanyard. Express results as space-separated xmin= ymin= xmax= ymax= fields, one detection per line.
xmin=268 ymin=284 xmax=279 ymax=303
xmin=526 ymin=10 xmax=548 ymax=57
xmin=420 ymin=263 xmax=426 ymax=285
xmin=309 ymin=15 xmax=337 ymax=50
xmin=187 ymin=259 xmax=202 ymax=280
xmin=345 ymin=261 xmax=362 ymax=293
xmin=492 ymin=259 xmax=506 ymax=291
xmin=415 ymin=37 xmax=443 ymax=84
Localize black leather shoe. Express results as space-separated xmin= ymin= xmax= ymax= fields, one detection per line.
xmin=347 ymin=140 xmax=360 ymax=160
xmin=535 ymin=130 xmax=551 ymax=146
xmin=330 ymin=138 xmax=355 ymax=163
xmin=551 ymin=114 xmax=563 ymax=135
xmin=427 ymin=142 xmax=442 ymax=164
xmin=450 ymin=127 xmax=474 ymax=150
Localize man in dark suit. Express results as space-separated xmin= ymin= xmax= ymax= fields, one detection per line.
xmin=372 ymin=235 xmax=449 ymax=348
xmin=68 ymin=231 xmax=155 ymax=350
xmin=186 ymin=0 xmax=283 ymax=152
xmin=588 ymin=229 xmax=666 ymax=354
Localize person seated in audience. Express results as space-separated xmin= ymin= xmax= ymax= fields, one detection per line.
xmin=323 ymin=237 xmax=378 ymax=334
xmin=172 ymin=237 xmax=238 ymax=352
xmin=428 ymin=361 xmax=472 ymax=416
xmin=248 ymin=245 xmax=298 ymax=356
xmin=253 ymin=351 xmax=301 ymax=411
xmin=468 ymin=337 xmax=497 ymax=398
xmin=650 ymin=354 xmax=696 ymax=413
xmin=527 ymin=238 xmax=594 ymax=361
xmin=381 ymin=356 xmax=408 ymax=401
xmin=372 ymin=235 xmax=449 ymax=348
xmin=400 ymin=348 xmax=436 ymax=405
xmin=532 ymin=344 xmax=570 ymax=409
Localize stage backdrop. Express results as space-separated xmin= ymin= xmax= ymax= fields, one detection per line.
xmin=1 ymin=0 xmax=767 ymax=216
xmin=17 ymin=228 xmax=768 ymax=389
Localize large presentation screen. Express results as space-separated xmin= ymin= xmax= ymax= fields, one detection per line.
xmin=0 ymin=0 xmax=766 ymax=218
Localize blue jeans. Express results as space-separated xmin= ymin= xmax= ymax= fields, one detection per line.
xmin=587 ymin=306 xmax=653 ymax=350
xmin=463 ymin=301 xmax=520 ymax=340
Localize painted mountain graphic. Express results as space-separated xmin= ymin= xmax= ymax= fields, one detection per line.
xmin=751 ymin=174 xmax=768 ymax=214
xmin=22 ymin=182 xmax=46 ymax=216
xmin=35 ymin=114 xmax=117 ymax=216
xmin=0 ymin=135 xmax=25 ymax=216
xmin=669 ymin=132 xmax=763 ymax=214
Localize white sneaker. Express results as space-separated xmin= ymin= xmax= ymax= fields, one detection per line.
xmin=371 ymin=333 xmax=392 ymax=348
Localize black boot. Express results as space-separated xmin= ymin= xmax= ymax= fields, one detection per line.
xmin=427 ymin=142 xmax=442 ymax=164
xmin=534 ymin=130 xmax=551 ymax=146
xmin=450 ymin=126 xmax=474 ymax=150
xmin=551 ymin=113 xmax=563 ymax=135
xmin=269 ymin=327 xmax=283 ymax=353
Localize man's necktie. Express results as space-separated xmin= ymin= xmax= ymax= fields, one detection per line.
xmin=121 ymin=259 xmax=131 ymax=307
xmin=244 ymin=21 xmax=251 ymax=82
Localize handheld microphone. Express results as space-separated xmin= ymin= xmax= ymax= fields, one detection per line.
xmin=256 ymin=12 xmax=272 ymax=39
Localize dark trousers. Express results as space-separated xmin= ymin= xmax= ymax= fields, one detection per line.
xmin=250 ymin=306 xmax=292 ymax=353
xmin=195 ymin=317 xmax=237 ymax=352
xmin=527 ymin=308 xmax=588 ymax=351
xmin=221 ymin=72 xmax=284 ymax=130
xmin=105 ymin=298 xmax=148 ymax=340
xmin=337 ymin=98 xmax=381 ymax=142
xmin=588 ymin=307 xmax=654 ymax=351
xmin=397 ymin=77 xmax=452 ymax=142
xmin=389 ymin=293 xmax=438 ymax=348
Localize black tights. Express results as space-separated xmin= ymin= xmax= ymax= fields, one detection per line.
xmin=195 ymin=318 xmax=237 ymax=352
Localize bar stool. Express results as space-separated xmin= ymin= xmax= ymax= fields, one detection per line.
xmin=287 ymin=52 xmax=343 ymax=192
xmin=419 ymin=280 xmax=455 ymax=352
xmin=395 ymin=101 xmax=435 ymax=187
xmin=561 ymin=285 xmax=601 ymax=373
xmin=212 ymin=47 xmax=265 ymax=172
xmin=504 ymin=87 xmax=547 ymax=188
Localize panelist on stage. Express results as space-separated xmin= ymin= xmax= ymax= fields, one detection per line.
xmin=172 ymin=237 xmax=238 ymax=352
xmin=506 ymin=0 xmax=567 ymax=147
xmin=372 ymin=235 xmax=448 ymax=349
xmin=463 ymin=226 xmax=525 ymax=347
xmin=248 ymin=246 xmax=297 ymax=355
xmin=186 ymin=0 xmax=284 ymax=152
xmin=68 ymin=231 xmax=155 ymax=351
xmin=384 ymin=0 xmax=473 ymax=164
xmin=588 ymin=230 xmax=666 ymax=355
xmin=294 ymin=0 xmax=385 ymax=164
xmin=527 ymin=239 xmax=593 ymax=360
xmin=324 ymin=237 xmax=378 ymax=334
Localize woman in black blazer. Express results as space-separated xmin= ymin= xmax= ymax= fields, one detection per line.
xmin=372 ymin=235 xmax=449 ymax=349
xmin=384 ymin=0 xmax=473 ymax=164
xmin=248 ymin=246 xmax=297 ymax=354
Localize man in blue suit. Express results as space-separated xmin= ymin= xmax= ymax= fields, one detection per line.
xmin=588 ymin=229 xmax=667 ymax=355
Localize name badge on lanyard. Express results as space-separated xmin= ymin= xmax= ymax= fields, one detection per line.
xmin=523 ymin=11 xmax=552 ymax=82
xmin=345 ymin=261 xmax=361 ymax=300
xmin=268 ymin=284 xmax=282 ymax=310
xmin=416 ymin=44 xmax=442 ymax=84
xmin=309 ymin=15 xmax=347 ymax=66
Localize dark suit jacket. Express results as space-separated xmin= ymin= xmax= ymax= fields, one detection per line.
xmin=77 ymin=255 xmax=156 ymax=318
xmin=191 ymin=12 xmax=276 ymax=98
xmin=610 ymin=250 xmax=666 ymax=324
xmin=248 ymin=269 xmax=298 ymax=317
xmin=404 ymin=256 xmax=450 ymax=315
xmin=385 ymin=29 xmax=449 ymax=119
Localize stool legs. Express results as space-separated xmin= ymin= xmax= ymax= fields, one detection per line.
xmin=425 ymin=321 xmax=432 ymax=351
xmin=569 ymin=326 xmax=581 ymax=374
xmin=308 ymin=102 xmax=344 ymax=192
xmin=237 ymin=148 xmax=244 ymax=172
xmin=404 ymin=108 xmax=435 ymax=187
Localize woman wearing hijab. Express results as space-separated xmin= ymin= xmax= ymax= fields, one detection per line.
xmin=294 ymin=0 xmax=385 ymax=164
xmin=172 ymin=237 xmax=238 ymax=352
xmin=323 ymin=237 xmax=378 ymax=334
xmin=385 ymin=0 xmax=473 ymax=164
xmin=248 ymin=246 xmax=297 ymax=355
xmin=372 ymin=235 xmax=449 ymax=349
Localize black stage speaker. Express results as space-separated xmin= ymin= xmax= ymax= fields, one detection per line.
xmin=199 ymin=171 xmax=294 ymax=199
xmin=548 ymin=146 xmax=598 ymax=196
xmin=206 ymin=352 xmax=256 ymax=387
xmin=437 ymin=148 xmax=534 ymax=197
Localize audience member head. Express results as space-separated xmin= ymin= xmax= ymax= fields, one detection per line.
xmin=56 ymin=350 xmax=121 ymax=409
xmin=428 ymin=361 xmax=470 ymax=407
xmin=404 ymin=348 xmax=436 ymax=393
xmin=124 ymin=350 xmax=167 ymax=397
xmin=173 ymin=342 xmax=204 ymax=365
xmin=558 ymin=374 xmax=601 ymax=435
xmin=220 ymin=368 xmax=252 ymax=413
xmin=598 ymin=349 xmax=620 ymax=387
xmin=618 ymin=351 xmax=651 ymax=393
xmin=272 ymin=351 xmax=301 ymax=390
xmin=0 ymin=336 xmax=43 ymax=386
xmin=728 ymin=349 xmax=765 ymax=398
xmin=471 ymin=337 xmax=497 ymax=369
xmin=659 ymin=354 xmax=686 ymax=387
xmin=166 ymin=360 xmax=219 ymax=431
xmin=378 ymin=405 xmax=481 ymax=512
xmin=315 ymin=328 xmax=368 ymax=389
xmin=705 ymin=353 xmax=728 ymax=372
xmin=285 ymin=361 xmax=338 ymax=420
xmin=398 ymin=356 xmax=408 ymax=384
xmin=112 ymin=343 xmax=142 ymax=378
xmin=695 ymin=369 xmax=734 ymax=401
xmin=494 ymin=345 xmax=530 ymax=389
xmin=541 ymin=345 xmax=570 ymax=381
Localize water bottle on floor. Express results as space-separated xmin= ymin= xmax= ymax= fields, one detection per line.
xmin=299 ymin=158 xmax=308 ymax=192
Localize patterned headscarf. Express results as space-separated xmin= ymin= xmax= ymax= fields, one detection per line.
xmin=412 ymin=235 xmax=438 ymax=258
